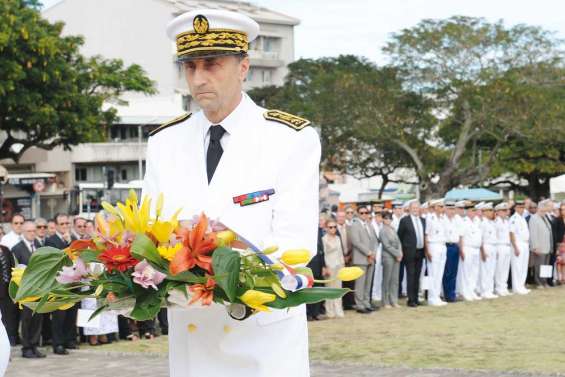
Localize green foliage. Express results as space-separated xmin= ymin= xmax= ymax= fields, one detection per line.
xmin=13 ymin=247 xmax=70 ymax=301
xmin=212 ymin=247 xmax=241 ymax=302
xmin=0 ymin=0 xmax=155 ymax=161
xmin=265 ymin=287 xmax=349 ymax=309
xmin=131 ymin=233 xmax=167 ymax=271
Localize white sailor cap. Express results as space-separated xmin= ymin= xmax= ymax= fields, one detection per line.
xmin=166 ymin=9 xmax=260 ymax=61
xmin=429 ymin=199 xmax=445 ymax=207
xmin=482 ymin=202 xmax=494 ymax=210
xmin=455 ymin=200 xmax=466 ymax=208
xmin=474 ymin=202 xmax=485 ymax=210
xmin=494 ymin=202 xmax=509 ymax=211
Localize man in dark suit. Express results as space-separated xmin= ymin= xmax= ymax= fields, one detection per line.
xmin=306 ymin=217 xmax=326 ymax=320
xmin=0 ymin=244 xmax=18 ymax=346
xmin=45 ymin=213 xmax=76 ymax=355
xmin=12 ymin=221 xmax=46 ymax=358
xmin=397 ymin=200 xmax=426 ymax=308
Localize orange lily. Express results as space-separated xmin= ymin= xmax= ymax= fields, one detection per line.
xmin=170 ymin=213 xmax=217 ymax=275
xmin=64 ymin=239 xmax=98 ymax=261
xmin=188 ymin=277 xmax=216 ymax=306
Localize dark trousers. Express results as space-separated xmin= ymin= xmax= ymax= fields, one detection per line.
xmin=41 ymin=313 xmax=52 ymax=345
xmin=442 ymin=243 xmax=460 ymax=302
xmin=21 ymin=306 xmax=43 ymax=350
xmin=0 ymin=297 xmax=19 ymax=344
xmin=51 ymin=306 xmax=78 ymax=348
xmin=405 ymin=249 xmax=424 ymax=305
xmin=398 ymin=260 xmax=406 ymax=297
xmin=157 ymin=308 xmax=168 ymax=334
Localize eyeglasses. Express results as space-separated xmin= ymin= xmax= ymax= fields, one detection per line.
xmin=359 ymin=211 xmax=369 ymax=215
xmin=76 ymin=225 xmax=86 ymax=228
xmin=327 ymin=226 xmax=337 ymax=229
xmin=36 ymin=225 xmax=47 ymax=229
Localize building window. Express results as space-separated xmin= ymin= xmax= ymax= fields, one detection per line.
xmin=75 ymin=167 xmax=87 ymax=182
xmin=129 ymin=126 xmax=139 ymax=139
xmin=262 ymin=69 xmax=272 ymax=83
xmin=121 ymin=169 xmax=127 ymax=181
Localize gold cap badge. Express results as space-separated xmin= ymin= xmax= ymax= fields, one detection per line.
xmin=193 ymin=15 xmax=209 ymax=34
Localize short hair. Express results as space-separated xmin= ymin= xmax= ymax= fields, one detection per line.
xmin=35 ymin=217 xmax=47 ymax=225
xmin=73 ymin=217 xmax=87 ymax=225
xmin=54 ymin=213 xmax=69 ymax=224
xmin=11 ymin=213 xmax=25 ymax=222
xmin=382 ymin=212 xmax=393 ymax=220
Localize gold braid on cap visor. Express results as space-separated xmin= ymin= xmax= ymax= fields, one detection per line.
xmin=176 ymin=29 xmax=248 ymax=57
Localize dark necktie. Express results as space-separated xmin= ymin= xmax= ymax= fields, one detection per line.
xmin=0 ymin=250 xmax=10 ymax=283
xmin=206 ymin=125 xmax=226 ymax=184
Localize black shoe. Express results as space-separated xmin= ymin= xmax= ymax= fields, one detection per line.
xmin=32 ymin=347 xmax=46 ymax=358
xmin=65 ymin=343 xmax=79 ymax=350
xmin=407 ymin=302 xmax=418 ymax=308
xmin=22 ymin=349 xmax=41 ymax=359
xmin=53 ymin=345 xmax=69 ymax=355
xmin=356 ymin=309 xmax=371 ymax=314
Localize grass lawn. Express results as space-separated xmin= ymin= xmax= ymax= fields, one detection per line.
xmin=86 ymin=286 xmax=565 ymax=374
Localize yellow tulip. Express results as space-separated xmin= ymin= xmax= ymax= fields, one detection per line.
xmin=270 ymin=263 xmax=284 ymax=271
xmin=262 ymin=246 xmax=279 ymax=255
xmin=280 ymin=249 xmax=310 ymax=265
xmin=216 ymin=230 xmax=236 ymax=246
xmin=240 ymin=290 xmax=276 ymax=312
xmin=101 ymin=201 xmax=120 ymax=216
xmin=17 ymin=295 xmax=41 ymax=309
xmin=11 ymin=266 xmax=25 ymax=286
xmin=271 ymin=283 xmax=287 ymax=299
xmin=151 ymin=221 xmax=175 ymax=243
xmin=158 ymin=243 xmax=183 ymax=262
xmin=94 ymin=284 xmax=104 ymax=297
xmin=337 ymin=266 xmax=364 ymax=282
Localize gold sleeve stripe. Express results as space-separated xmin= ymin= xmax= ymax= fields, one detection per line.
xmin=263 ymin=110 xmax=311 ymax=131
xmin=149 ymin=113 xmax=192 ymax=137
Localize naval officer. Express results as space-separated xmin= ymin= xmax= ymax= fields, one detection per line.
xmin=479 ymin=203 xmax=498 ymax=299
xmin=424 ymin=199 xmax=448 ymax=306
xmin=142 ymin=9 xmax=320 ymax=377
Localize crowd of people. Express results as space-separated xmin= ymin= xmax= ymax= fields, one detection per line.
xmin=1 ymin=198 xmax=564 ymax=356
xmin=0 ymin=213 xmax=168 ymax=359
xmin=307 ymin=198 xmax=565 ymax=320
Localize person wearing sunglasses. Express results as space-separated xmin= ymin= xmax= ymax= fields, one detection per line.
xmin=1 ymin=213 xmax=25 ymax=250
xmin=45 ymin=213 xmax=78 ymax=355
xmin=35 ymin=217 xmax=48 ymax=247
xmin=350 ymin=206 xmax=379 ymax=314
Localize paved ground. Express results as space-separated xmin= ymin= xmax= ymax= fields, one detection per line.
xmin=5 ymin=347 xmax=563 ymax=377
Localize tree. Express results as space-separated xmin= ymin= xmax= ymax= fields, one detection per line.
xmin=0 ymin=0 xmax=155 ymax=161
xmin=383 ymin=16 xmax=564 ymax=197
xmin=249 ymin=56 xmax=423 ymax=198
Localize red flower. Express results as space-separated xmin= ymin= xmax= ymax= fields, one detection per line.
xmin=98 ymin=245 xmax=139 ymax=272
xmin=170 ymin=213 xmax=217 ymax=275
xmin=188 ymin=277 xmax=216 ymax=306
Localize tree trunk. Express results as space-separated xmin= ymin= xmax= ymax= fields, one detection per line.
xmin=378 ymin=175 xmax=389 ymax=199
xmin=524 ymin=173 xmax=551 ymax=201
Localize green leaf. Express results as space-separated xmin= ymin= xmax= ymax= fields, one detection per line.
xmin=165 ymin=270 xmax=206 ymax=284
xmin=129 ymin=287 xmax=164 ymax=321
xmin=212 ymin=247 xmax=241 ymax=302
xmin=130 ymin=233 xmax=166 ymax=270
xmin=80 ymin=249 xmax=101 ymax=263
xmin=15 ymin=247 xmax=70 ymax=301
xmin=88 ymin=303 xmax=109 ymax=321
xmin=8 ymin=281 xmax=18 ymax=301
xmin=263 ymin=287 xmax=350 ymax=309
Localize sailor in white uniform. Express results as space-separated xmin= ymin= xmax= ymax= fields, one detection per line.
xmin=458 ymin=203 xmax=482 ymax=301
xmin=494 ymin=202 xmax=512 ymax=296
xmin=424 ymin=199 xmax=448 ymax=306
xmin=479 ymin=203 xmax=498 ymax=299
xmin=509 ymin=201 xmax=531 ymax=294
xmin=143 ymin=9 xmax=320 ymax=377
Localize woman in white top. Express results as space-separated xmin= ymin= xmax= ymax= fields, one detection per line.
xmin=0 ymin=311 xmax=9 ymax=375
xmin=322 ymin=220 xmax=345 ymax=318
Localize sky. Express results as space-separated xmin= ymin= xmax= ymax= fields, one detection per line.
xmin=41 ymin=0 xmax=565 ymax=64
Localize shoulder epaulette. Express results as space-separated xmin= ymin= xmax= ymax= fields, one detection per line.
xmin=263 ymin=110 xmax=311 ymax=131
xmin=149 ymin=113 xmax=192 ymax=137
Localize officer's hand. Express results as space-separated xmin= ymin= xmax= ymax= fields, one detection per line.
xmin=459 ymin=251 xmax=465 ymax=261
xmin=425 ymin=251 xmax=432 ymax=262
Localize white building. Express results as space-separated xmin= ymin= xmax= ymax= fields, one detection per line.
xmin=0 ymin=0 xmax=299 ymax=220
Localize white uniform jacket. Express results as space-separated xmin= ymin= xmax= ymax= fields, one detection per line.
xmin=142 ymin=93 xmax=321 ymax=377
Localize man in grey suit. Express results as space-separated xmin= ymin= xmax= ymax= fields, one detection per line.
xmin=350 ymin=206 xmax=379 ymax=313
